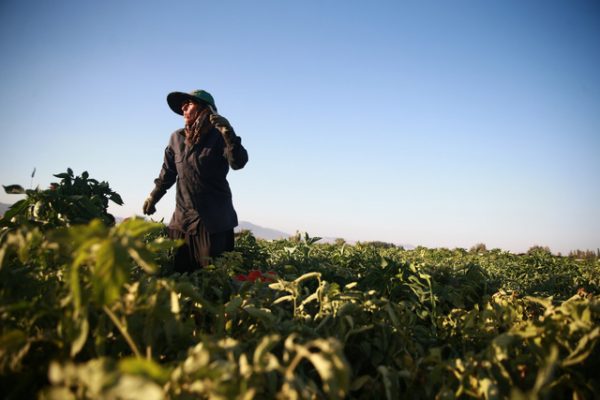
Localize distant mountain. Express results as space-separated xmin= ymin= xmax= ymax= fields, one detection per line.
xmin=235 ymin=221 xmax=355 ymax=243
xmin=236 ymin=221 xmax=291 ymax=240
xmin=235 ymin=221 xmax=414 ymax=248
xmin=0 ymin=206 xmax=415 ymax=248
xmin=234 ymin=222 xmax=342 ymax=244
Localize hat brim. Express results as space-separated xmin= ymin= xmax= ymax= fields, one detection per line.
xmin=167 ymin=92 xmax=196 ymax=115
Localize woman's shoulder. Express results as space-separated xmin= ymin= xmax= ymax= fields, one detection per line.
xmin=168 ymin=128 xmax=186 ymax=145
xmin=171 ymin=128 xmax=185 ymax=137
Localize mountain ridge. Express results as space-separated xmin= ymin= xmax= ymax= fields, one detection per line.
xmin=0 ymin=202 xmax=413 ymax=248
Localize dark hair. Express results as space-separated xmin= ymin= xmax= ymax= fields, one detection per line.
xmin=184 ymin=102 xmax=212 ymax=146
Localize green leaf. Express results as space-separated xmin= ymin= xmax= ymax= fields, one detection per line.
xmin=561 ymin=327 xmax=600 ymax=367
xmin=350 ymin=375 xmax=372 ymax=391
xmin=0 ymin=330 xmax=27 ymax=352
xmin=244 ymin=306 xmax=276 ymax=324
xmin=294 ymin=271 xmax=321 ymax=284
xmin=0 ymin=330 xmax=30 ymax=371
xmin=1 ymin=199 xmax=29 ymax=222
xmin=93 ymin=240 xmax=129 ymax=305
xmin=301 ymin=339 xmax=350 ymax=399
xmin=106 ymin=376 xmax=163 ymax=400
xmin=128 ymin=246 xmax=157 ymax=274
xmin=110 ymin=192 xmax=124 ymax=206
xmin=384 ymin=303 xmax=401 ymax=327
xmin=378 ymin=365 xmax=400 ymax=400
xmin=253 ymin=334 xmax=281 ymax=371
xmin=272 ymin=294 xmax=294 ymax=305
xmin=479 ymin=378 xmax=500 ymax=399
xmin=39 ymin=387 xmax=76 ymax=400
xmin=225 ymin=296 xmax=243 ymax=313
xmin=119 ymin=357 xmax=171 ymax=384
xmin=147 ymin=237 xmax=182 ymax=252
xmin=70 ymin=317 xmax=89 ymax=357
xmin=69 ymin=251 xmax=87 ymax=318
xmin=117 ymin=218 xmax=162 ymax=238
xmin=2 ymin=185 xmax=25 ymax=194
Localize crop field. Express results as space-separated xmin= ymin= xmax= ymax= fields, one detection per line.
xmin=1 ymin=170 xmax=599 ymax=399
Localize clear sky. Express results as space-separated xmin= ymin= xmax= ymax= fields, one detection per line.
xmin=1 ymin=0 xmax=599 ymax=253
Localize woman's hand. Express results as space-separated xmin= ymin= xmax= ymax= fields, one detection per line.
xmin=210 ymin=114 xmax=232 ymax=134
xmin=142 ymin=196 xmax=157 ymax=215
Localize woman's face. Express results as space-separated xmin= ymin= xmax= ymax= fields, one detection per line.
xmin=182 ymin=100 xmax=200 ymax=125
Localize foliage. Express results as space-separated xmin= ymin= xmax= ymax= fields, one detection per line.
xmin=568 ymin=249 xmax=600 ymax=262
xmin=1 ymin=168 xmax=122 ymax=230
xmin=1 ymin=170 xmax=599 ymax=399
xmin=469 ymin=243 xmax=487 ymax=253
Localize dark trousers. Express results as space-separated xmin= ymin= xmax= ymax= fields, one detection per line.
xmin=169 ymin=228 xmax=234 ymax=273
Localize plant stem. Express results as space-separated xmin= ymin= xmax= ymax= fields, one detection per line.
xmin=103 ymin=305 xmax=142 ymax=358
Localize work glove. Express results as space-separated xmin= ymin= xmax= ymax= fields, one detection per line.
xmin=210 ymin=114 xmax=233 ymax=134
xmin=142 ymin=196 xmax=157 ymax=215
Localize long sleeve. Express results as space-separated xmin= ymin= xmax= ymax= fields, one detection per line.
xmin=151 ymin=145 xmax=177 ymax=201
xmin=221 ymin=128 xmax=248 ymax=170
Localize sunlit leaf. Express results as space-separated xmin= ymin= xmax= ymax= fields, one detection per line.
xmin=70 ymin=317 xmax=89 ymax=357
xmin=244 ymin=306 xmax=276 ymax=324
xmin=119 ymin=357 xmax=171 ymax=384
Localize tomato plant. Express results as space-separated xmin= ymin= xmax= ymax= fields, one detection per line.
xmin=1 ymin=170 xmax=599 ymax=399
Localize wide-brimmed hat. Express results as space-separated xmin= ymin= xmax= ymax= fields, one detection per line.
xmin=167 ymin=89 xmax=217 ymax=115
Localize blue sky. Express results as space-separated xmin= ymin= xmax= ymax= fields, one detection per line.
xmin=1 ymin=0 xmax=599 ymax=253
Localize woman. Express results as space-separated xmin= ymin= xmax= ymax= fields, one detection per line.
xmin=143 ymin=89 xmax=248 ymax=272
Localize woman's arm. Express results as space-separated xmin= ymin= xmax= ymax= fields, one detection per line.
xmin=210 ymin=114 xmax=248 ymax=170
xmin=151 ymin=145 xmax=177 ymax=199
xmin=221 ymin=129 xmax=249 ymax=170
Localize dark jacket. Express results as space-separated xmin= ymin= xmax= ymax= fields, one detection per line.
xmin=151 ymin=126 xmax=248 ymax=234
